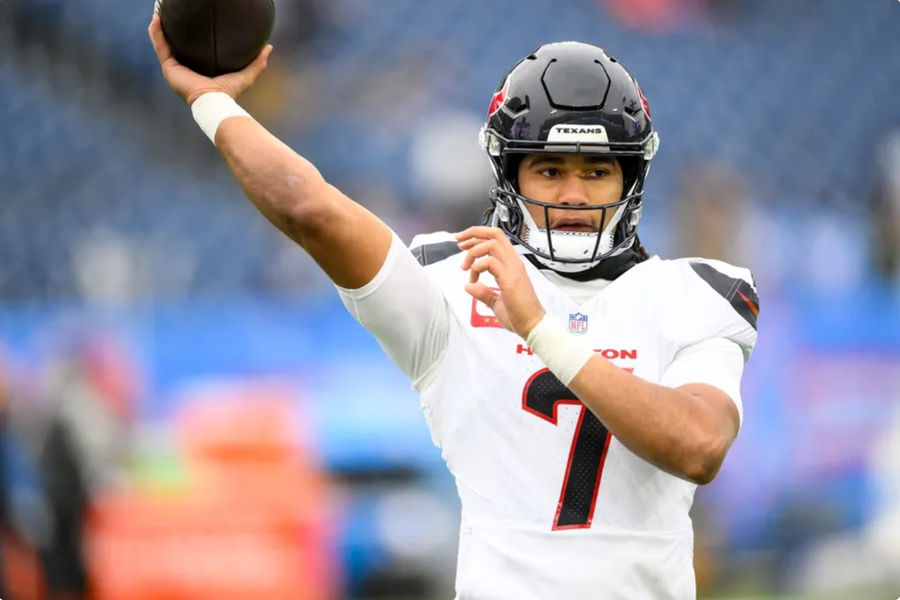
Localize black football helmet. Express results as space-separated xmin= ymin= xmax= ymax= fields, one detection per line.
xmin=481 ymin=41 xmax=659 ymax=273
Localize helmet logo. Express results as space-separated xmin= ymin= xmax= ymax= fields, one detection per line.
xmin=488 ymin=78 xmax=510 ymax=117
xmin=637 ymin=84 xmax=652 ymax=118
xmin=547 ymin=124 xmax=609 ymax=143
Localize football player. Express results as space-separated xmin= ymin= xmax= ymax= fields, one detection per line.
xmin=150 ymin=18 xmax=758 ymax=599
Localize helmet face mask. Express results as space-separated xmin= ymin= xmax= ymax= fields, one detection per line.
xmin=481 ymin=41 xmax=659 ymax=273
xmin=489 ymin=176 xmax=634 ymax=265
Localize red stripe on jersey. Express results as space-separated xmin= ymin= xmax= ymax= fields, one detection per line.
xmin=736 ymin=289 xmax=759 ymax=317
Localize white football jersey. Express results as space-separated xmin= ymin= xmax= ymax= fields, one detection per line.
xmin=337 ymin=231 xmax=759 ymax=600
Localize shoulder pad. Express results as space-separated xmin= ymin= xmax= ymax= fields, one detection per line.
xmin=409 ymin=231 xmax=461 ymax=266
xmin=688 ymin=259 xmax=759 ymax=330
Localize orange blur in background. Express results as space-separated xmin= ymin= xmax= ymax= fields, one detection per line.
xmin=87 ymin=386 xmax=336 ymax=600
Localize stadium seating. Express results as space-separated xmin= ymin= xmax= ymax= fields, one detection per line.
xmin=3 ymin=0 xmax=900 ymax=297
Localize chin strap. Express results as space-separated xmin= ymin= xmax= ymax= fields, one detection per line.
xmin=523 ymin=243 xmax=643 ymax=282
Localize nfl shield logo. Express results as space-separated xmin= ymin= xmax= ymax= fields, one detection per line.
xmin=568 ymin=312 xmax=588 ymax=335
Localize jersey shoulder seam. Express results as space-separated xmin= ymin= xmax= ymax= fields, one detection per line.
xmin=685 ymin=259 xmax=759 ymax=330
xmin=410 ymin=232 xmax=463 ymax=267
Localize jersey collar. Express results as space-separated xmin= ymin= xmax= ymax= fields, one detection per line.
xmin=518 ymin=246 xmax=644 ymax=282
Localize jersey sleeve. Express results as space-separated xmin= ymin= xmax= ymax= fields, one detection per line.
xmin=659 ymin=337 xmax=746 ymax=427
xmin=336 ymin=232 xmax=451 ymax=386
xmin=682 ymin=258 xmax=759 ymax=361
xmin=655 ymin=258 xmax=760 ymax=429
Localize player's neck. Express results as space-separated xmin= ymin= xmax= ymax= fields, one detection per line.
xmin=524 ymin=248 xmax=642 ymax=304
xmin=523 ymin=246 xmax=642 ymax=282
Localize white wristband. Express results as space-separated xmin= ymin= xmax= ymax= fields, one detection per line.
xmin=190 ymin=92 xmax=251 ymax=145
xmin=525 ymin=314 xmax=595 ymax=387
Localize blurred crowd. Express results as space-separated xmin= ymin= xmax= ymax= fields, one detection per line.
xmin=2 ymin=0 xmax=900 ymax=300
xmin=0 ymin=335 xmax=133 ymax=598
xmin=2 ymin=0 xmax=900 ymax=597
xmin=0 ymin=333 xmax=338 ymax=599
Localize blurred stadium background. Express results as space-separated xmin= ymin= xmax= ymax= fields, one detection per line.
xmin=1 ymin=0 xmax=899 ymax=598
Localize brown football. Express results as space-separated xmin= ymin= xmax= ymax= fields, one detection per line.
xmin=156 ymin=0 xmax=275 ymax=77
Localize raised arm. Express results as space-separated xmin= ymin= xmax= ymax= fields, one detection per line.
xmin=148 ymin=15 xmax=390 ymax=289
xmin=148 ymin=16 xmax=453 ymax=383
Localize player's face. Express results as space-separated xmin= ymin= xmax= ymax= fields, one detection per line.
xmin=517 ymin=154 xmax=624 ymax=232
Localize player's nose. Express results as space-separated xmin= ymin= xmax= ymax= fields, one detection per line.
xmin=557 ymin=173 xmax=589 ymax=206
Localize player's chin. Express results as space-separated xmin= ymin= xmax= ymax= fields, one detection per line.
xmin=549 ymin=220 xmax=604 ymax=233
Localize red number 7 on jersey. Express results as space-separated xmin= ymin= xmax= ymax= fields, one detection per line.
xmin=522 ymin=367 xmax=629 ymax=531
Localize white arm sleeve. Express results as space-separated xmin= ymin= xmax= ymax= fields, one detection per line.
xmin=335 ymin=233 xmax=451 ymax=385
xmin=659 ymin=337 xmax=746 ymax=428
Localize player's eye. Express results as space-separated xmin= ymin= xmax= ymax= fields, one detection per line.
xmin=538 ymin=168 xmax=561 ymax=178
xmin=586 ymin=168 xmax=610 ymax=178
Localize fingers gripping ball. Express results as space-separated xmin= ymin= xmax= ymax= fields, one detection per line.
xmin=156 ymin=0 xmax=275 ymax=77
